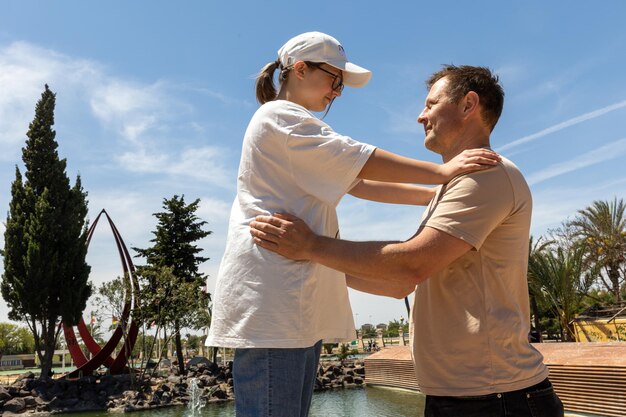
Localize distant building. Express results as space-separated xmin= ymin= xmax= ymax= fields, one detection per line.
xmin=376 ymin=323 xmax=387 ymax=330
xmin=0 ymin=354 xmax=36 ymax=370
xmin=360 ymin=323 xmax=374 ymax=332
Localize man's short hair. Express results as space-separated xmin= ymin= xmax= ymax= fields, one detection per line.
xmin=427 ymin=65 xmax=504 ymax=132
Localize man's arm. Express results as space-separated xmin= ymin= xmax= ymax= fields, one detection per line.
xmin=250 ymin=214 xmax=473 ymax=287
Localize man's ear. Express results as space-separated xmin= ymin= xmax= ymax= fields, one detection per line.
xmin=292 ymin=61 xmax=307 ymax=80
xmin=462 ymin=91 xmax=480 ymax=117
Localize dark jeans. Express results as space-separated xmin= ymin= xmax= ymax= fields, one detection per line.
xmin=425 ymin=378 xmax=564 ymax=417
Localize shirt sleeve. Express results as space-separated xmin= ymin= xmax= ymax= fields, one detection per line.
xmin=286 ymin=117 xmax=376 ymax=205
xmin=423 ymin=167 xmax=514 ymax=250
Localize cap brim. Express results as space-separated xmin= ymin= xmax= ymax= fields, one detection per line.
xmin=327 ymin=61 xmax=372 ymax=88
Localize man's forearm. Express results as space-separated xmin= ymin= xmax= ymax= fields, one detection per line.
xmin=308 ymin=236 xmax=425 ymax=286
xmin=250 ymin=215 xmax=473 ymax=285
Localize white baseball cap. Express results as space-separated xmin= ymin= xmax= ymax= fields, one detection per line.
xmin=277 ymin=32 xmax=372 ymax=88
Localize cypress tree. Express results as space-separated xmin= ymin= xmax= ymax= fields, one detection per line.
xmin=134 ymin=195 xmax=211 ymax=375
xmin=1 ymin=85 xmax=91 ymax=379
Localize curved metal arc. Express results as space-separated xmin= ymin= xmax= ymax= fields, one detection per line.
xmin=63 ymin=209 xmax=141 ymax=377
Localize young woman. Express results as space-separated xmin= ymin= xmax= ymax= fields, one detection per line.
xmin=207 ymin=32 xmax=499 ymax=417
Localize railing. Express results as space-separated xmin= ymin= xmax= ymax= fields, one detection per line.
xmin=607 ymin=306 xmax=626 ymax=342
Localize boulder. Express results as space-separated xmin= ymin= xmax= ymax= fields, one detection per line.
xmin=167 ymin=375 xmax=181 ymax=384
xmin=4 ymin=397 xmax=26 ymax=413
xmin=16 ymin=371 xmax=35 ymax=381
xmin=211 ymin=388 xmax=228 ymax=400
xmin=0 ymin=386 xmax=11 ymax=401
xmin=202 ymin=376 xmax=218 ymax=387
xmin=24 ymin=395 xmax=38 ymax=407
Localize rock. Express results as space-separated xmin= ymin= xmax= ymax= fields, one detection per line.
xmin=47 ymin=396 xmax=60 ymax=409
xmin=60 ymin=397 xmax=80 ymax=407
xmin=354 ymin=377 xmax=364 ymax=385
xmin=16 ymin=371 xmax=35 ymax=381
xmin=202 ymin=376 xmax=218 ymax=387
xmin=81 ymin=375 xmax=97 ymax=384
xmin=4 ymin=397 xmax=26 ymax=413
xmin=211 ymin=388 xmax=228 ymax=400
xmin=161 ymin=391 xmax=172 ymax=403
xmin=0 ymin=386 xmax=11 ymax=401
xmin=99 ymin=375 xmax=115 ymax=386
xmin=354 ymin=366 xmax=365 ymax=375
xmin=344 ymin=375 xmax=354 ymax=384
xmin=81 ymin=389 xmax=98 ymax=402
xmin=167 ymin=375 xmax=181 ymax=384
xmin=24 ymin=395 xmax=38 ymax=407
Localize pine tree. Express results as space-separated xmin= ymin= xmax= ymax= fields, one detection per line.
xmin=134 ymin=195 xmax=211 ymax=375
xmin=1 ymin=85 xmax=91 ymax=379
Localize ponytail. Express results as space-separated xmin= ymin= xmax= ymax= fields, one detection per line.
xmin=255 ymin=60 xmax=282 ymax=104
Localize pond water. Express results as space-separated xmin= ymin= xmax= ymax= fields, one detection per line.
xmin=67 ymin=386 xmax=426 ymax=417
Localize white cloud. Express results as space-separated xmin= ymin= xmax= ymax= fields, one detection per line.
xmin=0 ymin=41 xmax=239 ymax=184
xmin=498 ymin=99 xmax=626 ymax=153
xmin=198 ymin=196 xmax=232 ymax=223
xmin=0 ymin=42 xmax=97 ymax=160
xmin=116 ymin=145 xmax=233 ymax=187
xmin=527 ymin=137 xmax=626 ymax=185
xmin=192 ymin=87 xmax=253 ymax=107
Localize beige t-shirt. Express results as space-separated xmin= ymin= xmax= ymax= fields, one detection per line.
xmin=411 ymin=157 xmax=549 ymax=396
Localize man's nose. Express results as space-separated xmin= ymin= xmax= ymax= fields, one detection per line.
xmin=417 ymin=110 xmax=427 ymax=124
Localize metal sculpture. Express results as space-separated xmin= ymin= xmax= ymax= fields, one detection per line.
xmin=62 ymin=209 xmax=140 ymax=378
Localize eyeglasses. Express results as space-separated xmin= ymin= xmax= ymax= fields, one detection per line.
xmin=306 ymin=62 xmax=344 ymax=93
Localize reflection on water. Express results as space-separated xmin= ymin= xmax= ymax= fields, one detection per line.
xmin=66 ymin=387 xmax=425 ymax=417
xmin=310 ymin=387 xmax=424 ymax=417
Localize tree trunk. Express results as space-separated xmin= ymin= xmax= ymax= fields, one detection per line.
xmin=530 ymin=294 xmax=543 ymax=342
xmin=174 ymin=321 xmax=185 ymax=375
xmin=609 ymin=267 xmax=621 ymax=303
xmin=39 ymin=324 xmax=57 ymax=380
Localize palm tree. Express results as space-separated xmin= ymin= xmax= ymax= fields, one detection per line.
xmin=528 ymin=242 xmax=597 ymax=341
xmin=569 ymin=198 xmax=626 ymax=303
xmin=528 ymin=236 xmax=553 ymax=341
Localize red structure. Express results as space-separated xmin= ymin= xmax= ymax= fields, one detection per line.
xmin=62 ymin=209 xmax=140 ymax=378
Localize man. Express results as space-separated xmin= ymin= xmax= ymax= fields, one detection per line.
xmin=250 ymin=65 xmax=564 ymax=417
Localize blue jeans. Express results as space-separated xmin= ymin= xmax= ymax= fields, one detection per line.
xmin=425 ymin=378 xmax=564 ymax=417
xmin=233 ymin=340 xmax=322 ymax=417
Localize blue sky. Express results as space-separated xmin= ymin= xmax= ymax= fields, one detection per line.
xmin=1 ymin=1 xmax=625 ymax=329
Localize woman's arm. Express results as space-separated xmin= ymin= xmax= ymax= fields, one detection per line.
xmin=357 ymin=148 xmax=499 ymax=184
xmin=349 ymin=180 xmax=436 ymax=205
xmin=346 ymin=275 xmax=415 ymax=299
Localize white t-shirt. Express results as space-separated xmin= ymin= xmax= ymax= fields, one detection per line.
xmin=207 ymin=100 xmax=376 ymax=349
